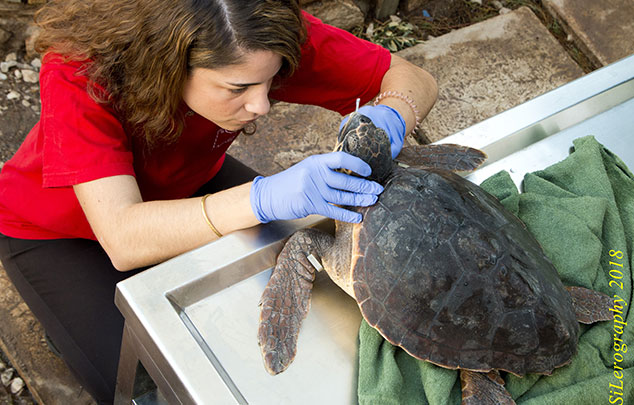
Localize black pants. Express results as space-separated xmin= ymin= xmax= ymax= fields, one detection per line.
xmin=0 ymin=155 xmax=259 ymax=404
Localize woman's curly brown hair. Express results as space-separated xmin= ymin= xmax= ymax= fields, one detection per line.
xmin=35 ymin=0 xmax=306 ymax=147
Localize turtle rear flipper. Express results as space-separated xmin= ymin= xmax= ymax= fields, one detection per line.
xmin=397 ymin=144 xmax=487 ymax=172
xmin=460 ymin=370 xmax=516 ymax=405
xmin=566 ymin=286 xmax=614 ymax=324
xmin=258 ymin=228 xmax=335 ymax=375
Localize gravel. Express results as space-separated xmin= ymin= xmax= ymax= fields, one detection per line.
xmin=0 ymin=350 xmax=36 ymax=404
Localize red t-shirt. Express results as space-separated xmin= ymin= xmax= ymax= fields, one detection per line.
xmin=0 ymin=12 xmax=391 ymax=240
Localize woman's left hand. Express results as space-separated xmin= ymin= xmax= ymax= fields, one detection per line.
xmin=340 ymin=105 xmax=406 ymax=159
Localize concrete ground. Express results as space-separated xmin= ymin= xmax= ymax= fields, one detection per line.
xmin=1 ymin=1 xmax=633 ymax=403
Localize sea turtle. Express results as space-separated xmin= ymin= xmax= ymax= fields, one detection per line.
xmin=257 ymin=112 xmax=613 ymax=404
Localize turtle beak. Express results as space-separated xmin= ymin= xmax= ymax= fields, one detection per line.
xmin=333 ymin=139 xmax=354 ymax=177
xmin=336 ymin=111 xmax=363 ymax=151
xmin=334 ymin=112 xmax=361 ymax=178
xmin=333 ymin=139 xmax=345 ymax=153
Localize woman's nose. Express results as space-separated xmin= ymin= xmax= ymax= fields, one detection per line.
xmin=244 ymin=85 xmax=271 ymax=116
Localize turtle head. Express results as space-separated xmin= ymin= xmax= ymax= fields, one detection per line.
xmin=335 ymin=112 xmax=392 ymax=184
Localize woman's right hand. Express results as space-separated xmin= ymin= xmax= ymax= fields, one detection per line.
xmin=250 ymin=151 xmax=383 ymax=223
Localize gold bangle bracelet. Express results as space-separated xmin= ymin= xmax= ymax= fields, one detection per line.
xmin=201 ymin=194 xmax=223 ymax=238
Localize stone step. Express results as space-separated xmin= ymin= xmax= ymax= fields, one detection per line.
xmin=403 ymin=6 xmax=584 ymax=144
xmin=228 ymin=6 xmax=584 ymax=175
xmin=544 ymin=0 xmax=634 ymax=66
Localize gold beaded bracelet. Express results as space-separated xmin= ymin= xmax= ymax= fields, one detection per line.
xmin=201 ymin=194 xmax=223 ymax=238
xmin=373 ymin=90 xmax=421 ymax=135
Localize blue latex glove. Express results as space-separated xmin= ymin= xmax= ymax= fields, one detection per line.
xmin=340 ymin=105 xmax=406 ymax=158
xmin=250 ymin=151 xmax=384 ymax=223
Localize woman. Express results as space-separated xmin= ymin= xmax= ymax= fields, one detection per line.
xmin=0 ymin=0 xmax=437 ymax=402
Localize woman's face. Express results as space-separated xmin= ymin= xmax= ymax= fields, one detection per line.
xmin=182 ymin=50 xmax=283 ymax=131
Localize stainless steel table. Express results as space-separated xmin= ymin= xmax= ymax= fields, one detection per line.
xmin=114 ymin=54 xmax=634 ymax=405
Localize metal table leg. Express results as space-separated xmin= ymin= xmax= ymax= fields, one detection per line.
xmin=114 ymin=323 xmax=139 ymax=405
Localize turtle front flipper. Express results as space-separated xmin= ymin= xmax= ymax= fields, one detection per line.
xmin=258 ymin=228 xmax=335 ymax=375
xmin=566 ymin=286 xmax=614 ymax=324
xmin=396 ymin=144 xmax=487 ymax=172
xmin=460 ymin=370 xmax=515 ymax=405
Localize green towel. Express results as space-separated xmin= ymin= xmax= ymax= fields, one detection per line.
xmin=358 ymin=136 xmax=634 ymax=404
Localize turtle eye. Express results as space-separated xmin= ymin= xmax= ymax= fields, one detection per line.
xmin=346 ymin=136 xmax=358 ymax=152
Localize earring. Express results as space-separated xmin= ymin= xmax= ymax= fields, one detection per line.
xmin=243 ymin=121 xmax=257 ymax=135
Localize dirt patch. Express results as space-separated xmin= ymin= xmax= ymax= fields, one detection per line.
xmin=0 ymin=76 xmax=40 ymax=164
xmin=0 ymin=3 xmax=40 ymax=165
